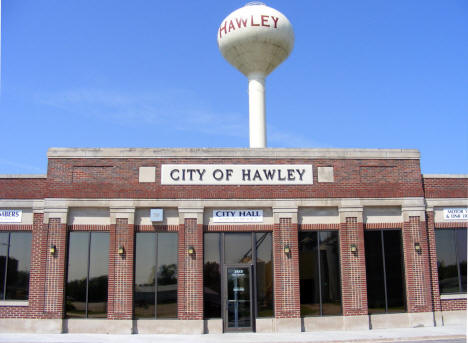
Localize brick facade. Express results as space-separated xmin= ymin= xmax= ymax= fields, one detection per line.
xmin=0 ymin=149 xmax=466 ymax=331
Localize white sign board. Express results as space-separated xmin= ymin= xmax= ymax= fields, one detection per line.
xmin=150 ymin=209 xmax=164 ymax=222
xmin=161 ymin=164 xmax=313 ymax=185
xmin=0 ymin=210 xmax=22 ymax=223
xmin=443 ymin=208 xmax=468 ymax=221
xmin=213 ymin=210 xmax=263 ymax=223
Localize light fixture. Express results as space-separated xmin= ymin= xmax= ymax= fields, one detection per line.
xmin=414 ymin=242 xmax=422 ymax=254
xmin=118 ymin=245 xmax=125 ymax=256
xmin=283 ymin=245 xmax=291 ymax=255
xmin=49 ymin=244 xmax=56 ymax=256
xmin=350 ymin=244 xmax=357 ymax=255
xmin=187 ymin=246 xmax=195 ymax=256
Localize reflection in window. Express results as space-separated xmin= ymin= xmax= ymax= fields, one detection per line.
xmin=0 ymin=232 xmax=32 ymax=300
xmin=204 ymin=233 xmax=221 ymax=319
xmin=66 ymin=232 xmax=109 ymax=318
xmin=134 ymin=232 xmax=178 ymax=318
xmin=256 ymin=233 xmax=273 ymax=317
xmin=435 ymin=228 xmax=467 ymax=294
xmin=299 ymin=231 xmax=341 ymax=316
xmin=365 ymin=230 xmax=405 ymax=314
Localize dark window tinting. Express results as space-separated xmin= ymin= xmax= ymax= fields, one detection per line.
xmin=0 ymin=232 xmax=32 ymax=300
xmin=299 ymin=231 xmax=341 ymax=316
xmin=204 ymin=233 xmax=221 ymax=319
xmin=435 ymin=228 xmax=467 ymax=294
xmin=256 ymin=233 xmax=273 ymax=317
xmin=66 ymin=232 xmax=109 ymax=318
xmin=134 ymin=232 xmax=178 ymax=319
xmin=365 ymin=230 xmax=405 ymax=314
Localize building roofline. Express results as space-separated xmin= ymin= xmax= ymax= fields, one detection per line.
xmin=0 ymin=174 xmax=47 ymax=179
xmin=47 ymin=147 xmax=420 ymax=160
xmin=423 ymin=174 xmax=468 ymax=179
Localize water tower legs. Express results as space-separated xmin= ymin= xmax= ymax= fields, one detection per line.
xmin=248 ymin=75 xmax=267 ymax=148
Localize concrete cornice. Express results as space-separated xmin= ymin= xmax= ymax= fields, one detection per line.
xmin=0 ymin=174 xmax=46 ymax=179
xmin=47 ymin=147 xmax=420 ymax=160
xmin=423 ymin=174 xmax=468 ymax=179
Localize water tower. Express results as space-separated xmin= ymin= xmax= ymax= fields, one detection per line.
xmin=217 ymin=2 xmax=294 ymax=148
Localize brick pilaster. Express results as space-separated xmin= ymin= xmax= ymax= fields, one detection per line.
xmin=28 ymin=212 xmax=46 ymax=317
xmin=402 ymin=216 xmax=432 ymax=313
xmin=340 ymin=217 xmax=368 ymax=316
xmin=177 ymin=218 xmax=203 ymax=320
xmin=425 ymin=210 xmax=441 ymax=312
xmin=273 ymin=218 xmax=300 ymax=318
xmin=108 ymin=218 xmax=134 ymax=319
xmin=42 ymin=218 xmax=67 ymax=318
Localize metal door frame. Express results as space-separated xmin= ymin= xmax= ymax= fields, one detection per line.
xmin=223 ymin=264 xmax=254 ymax=332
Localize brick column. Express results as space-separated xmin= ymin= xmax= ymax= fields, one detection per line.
xmin=339 ymin=206 xmax=368 ymax=316
xmin=272 ymin=208 xmax=300 ymax=331
xmin=108 ymin=208 xmax=135 ymax=320
xmin=28 ymin=211 xmax=46 ymax=317
xmin=177 ymin=208 xmax=203 ymax=320
xmin=42 ymin=209 xmax=68 ymax=318
xmin=402 ymin=209 xmax=433 ymax=313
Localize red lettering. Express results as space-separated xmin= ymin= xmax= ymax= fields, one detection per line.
xmin=271 ymin=16 xmax=279 ymax=28
xmin=228 ymin=20 xmax=235 ymax=32
xmin=236 ymin=18 xmax=248 ymax=28
xmin=261 ymin=15 xmax=269 ymax=27
xmin=251 ymin=15 xmax=260 ymax=26
xmin=219 ymin=21 xmax=227 ymax=38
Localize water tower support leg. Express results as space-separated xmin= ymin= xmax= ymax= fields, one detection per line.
xmin=248 ymin=75 xmax=267 ymax=148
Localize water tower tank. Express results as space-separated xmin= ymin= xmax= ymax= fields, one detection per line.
xmin=217 ymin=2 xmax=294 ymax=148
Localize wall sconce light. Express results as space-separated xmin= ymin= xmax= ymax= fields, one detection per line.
xmin=350 ymin=244 xmax=358 ymax=255
xmin=118 ymin=245 xmax=125 ymax=256
xmin=283 ymin=245 xmax=291 ymax=255
xmin=187 ymin=246 xmax=195 ymax=256
xmin=49 ymin=244 xmax=56 ymax=256
xmin=414 ymin=242 xmax=422 ymax=254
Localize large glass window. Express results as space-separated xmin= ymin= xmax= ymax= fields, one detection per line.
xmin=365 ymin=230 xmax=405 ymax=313
xmin=134 ymin=232 xmax=178 ymax=318
xmin=435 ymin=228 xmax=467 ymax=294
xmin=0 ymin=232 xmax=32 ymax=300
xmin=299 ymin=231 xmax=341 ymax=316
xmin=66 ymin=232 xmax=109 ymax=318
xmin=203 ymin=232 xmax=273 ymax=319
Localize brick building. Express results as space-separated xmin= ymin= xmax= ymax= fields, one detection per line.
xmin=0 ymin=147 xmax=466 ymax=334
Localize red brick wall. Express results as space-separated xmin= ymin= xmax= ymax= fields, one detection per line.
xmin=273 ymin=218 xmax=301 ymax=318
xmin=340 ymin=218 xmax=367 ymax=316
xmin=423 ymin=177 xmax=468 ymax=198
xmin=177 ymin=218 xmax=203 ymax=320
xmin=441 ymin=299 xmax=467 ymax=311
xmin=108 ymin=219 xmax=134 ymax=320
xmin=0 ymin=178 xmax=46 ymax=199
xmin=402 ymin=217 xmax=433 ymax=313
xmin=425 ymin=211 xmax=442 ymax=312
xmin=39 ymin=158 xmax=424 ymax=200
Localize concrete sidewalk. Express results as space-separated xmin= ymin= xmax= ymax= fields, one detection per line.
xmin=0 ymin=325 xmax=466 ymax=343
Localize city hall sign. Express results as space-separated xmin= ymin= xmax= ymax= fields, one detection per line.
xmin=161 ymin=164 xmax=313 ymax=185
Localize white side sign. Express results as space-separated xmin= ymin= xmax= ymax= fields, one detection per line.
xmin=150 ymin=209 xmax=164 ymax=222
xmin=213 ymin=210 xmax=263 ymax=223
xmin=443 ymin=208 xmax=468 ymax=221
xmin=0 ymin=210 xmax=22 ymax=223
xmin=161 ymin=164 xmax=313 ymax=185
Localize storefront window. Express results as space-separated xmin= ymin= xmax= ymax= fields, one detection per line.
xmin=204 ymin=233 xmax=221 ymax=318
xmin=0 ymin=232 xmax=32 ymax=300
xmin=365 ymin=230 xmax=405 ymax=313
xmin=299 ymin=231 xmax=341 ymax=316
xmin=66 ymin=232 xmax=109 ymax=318
xmin=134 ymin=232 xmax=178 ymax=318
xmin=435 ymin=228 xmax=467 ymax=294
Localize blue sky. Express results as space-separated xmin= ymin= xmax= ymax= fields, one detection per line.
xmin=1 ymin=0 xmax=467 ymax=174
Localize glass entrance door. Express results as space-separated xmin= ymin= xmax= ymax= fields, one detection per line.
xmin=224 ymin=265 xmax=253 ymax=332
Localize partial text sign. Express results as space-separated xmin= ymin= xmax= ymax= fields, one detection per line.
xmin=0 ymin=210 xmax=22 ymax=223
xmin=443 ymin=208 xmax=468 ymax=221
